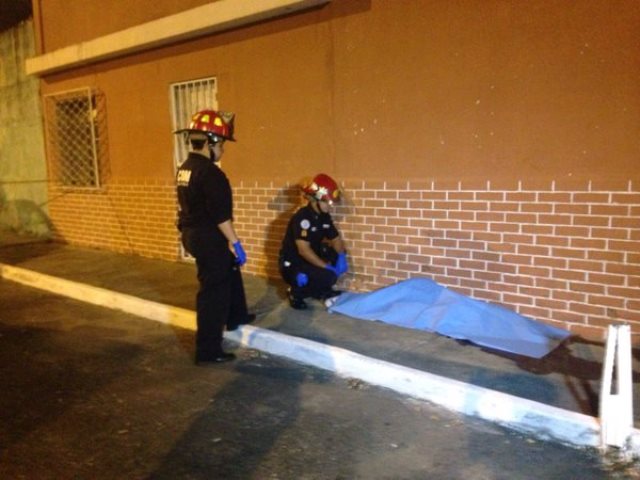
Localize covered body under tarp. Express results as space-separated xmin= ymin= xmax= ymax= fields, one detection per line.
xmin=328 ymin=278 xmax=570 ymax=358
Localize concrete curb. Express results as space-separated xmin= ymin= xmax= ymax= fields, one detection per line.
xmin=0 ymin=263 xmax=196 ymax=330
xmin=1 ymin=262 xmax=637 ymax=451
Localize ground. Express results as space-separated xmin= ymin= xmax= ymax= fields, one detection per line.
xmin=0 ymin=279 xmax=628 ymax=479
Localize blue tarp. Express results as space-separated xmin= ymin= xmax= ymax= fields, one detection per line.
xmin=328 ymin=278 xmax=571 ymax=358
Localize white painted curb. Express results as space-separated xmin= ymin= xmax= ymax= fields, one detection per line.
xmin=0 ymin=263 xmax=195 ymax=330
xmin=2 ymin=262 xmax=638 ymax=451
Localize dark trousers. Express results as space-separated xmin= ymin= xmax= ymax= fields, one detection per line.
xmin=280 ymin=246 xmax=338 ymax=300
xmin=182 ymin=228 xmax=249 ymax=358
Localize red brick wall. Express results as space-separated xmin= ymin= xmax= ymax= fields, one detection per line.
xmin=48 ymin=178 xmax=180 ymax=260
xmin=235 ymin=178 xmax=640 ymax=341
xmin=49 ymin=176 xmax=640 ymax=341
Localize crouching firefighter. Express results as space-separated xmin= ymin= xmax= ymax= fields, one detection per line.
xmin=174 ymin=109 xmax=254 ymax=365
xmin=279 ymin=173 xmax=349 ymax=309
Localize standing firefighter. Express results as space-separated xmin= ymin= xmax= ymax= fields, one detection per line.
xmin=175 ymin=109 xmax=253 ymax=365
xmin=279 ymin=173 xmax=349 ymax=309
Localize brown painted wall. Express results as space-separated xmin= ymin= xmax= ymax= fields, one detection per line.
xmin=332 ymin=0 xmax=640 ymax=181
xmin=37 ymin=0 xmax=640 ymax=184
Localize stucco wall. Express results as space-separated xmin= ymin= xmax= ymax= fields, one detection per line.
xmin=0 ymin=20 xmax=49 ymax=236
xmin=35 ymin=0 xmax=640 ymax=184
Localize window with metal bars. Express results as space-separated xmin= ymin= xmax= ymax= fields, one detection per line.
xmin=43 ymin=88 xmax=106 ymax=189
xmin=170 ymin=77 xmax=217 ymax=169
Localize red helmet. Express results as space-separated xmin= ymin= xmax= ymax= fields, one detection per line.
xmin=175 ymin=109 xmax=236 ymax=142
xmin=303 ymin=174 xmax=341 ymax=204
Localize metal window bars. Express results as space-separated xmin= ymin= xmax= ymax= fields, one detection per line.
xmin=43 ymin=87 xmax=106 ymax=189
xmin=170 ymin=77 xmax=218 ymax=170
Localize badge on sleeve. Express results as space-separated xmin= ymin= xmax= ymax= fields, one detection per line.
xmin=300 ymin=219 xmax=310 ymax=238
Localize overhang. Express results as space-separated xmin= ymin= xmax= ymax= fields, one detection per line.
xmin=26 ymin=0 xmax=330 ymax=76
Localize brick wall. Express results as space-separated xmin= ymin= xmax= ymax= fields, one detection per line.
xmin=49 ymin=176 xmax=640 ymax=341
xmin=48 ymin=178 xmax=180 ymax=260
xmin=235 ymin=178 xmax=640 ymax=341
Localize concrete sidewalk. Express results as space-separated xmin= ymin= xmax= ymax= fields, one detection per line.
xmin=1 ymin=238 xmax=638 ymax=451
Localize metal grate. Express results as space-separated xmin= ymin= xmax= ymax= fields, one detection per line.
xmin=170 ymin=77 xmax=217 ymax=169
xmin=43 ymin=88 xmax=105 ymax=189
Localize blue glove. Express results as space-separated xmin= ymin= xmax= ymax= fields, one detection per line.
xmin=335 ymin=252 xmax=349 ymax=275
xmin=325 ymin=264 xmax=339 ymax=276
xmin=296 ymin=272 xmax=309 ymax=287
xmin=233 ymin=241 xmax=247 ymax=266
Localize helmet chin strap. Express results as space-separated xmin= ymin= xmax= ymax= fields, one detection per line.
xmin=208 ymin=140 xmax=222 ymax=163
xmin=206 ymin=132 xmax=227 ymax=161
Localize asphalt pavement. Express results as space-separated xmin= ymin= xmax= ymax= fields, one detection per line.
xmin=0 ymin=277 xmax=616 ymax=479
xmin=0 ymin=232 xmax=639 ymax=452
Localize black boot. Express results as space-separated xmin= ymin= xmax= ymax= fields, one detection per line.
xmin=195 ymin=351 xmax=236 ymax=365
xmin=287 ymin=288 xmax=308 ymax=310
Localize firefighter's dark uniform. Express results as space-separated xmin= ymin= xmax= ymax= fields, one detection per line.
xmin=176 ymin=152 xmax=249 ymax=361
xmin=279 ymin=203 xmax=340 ymax=301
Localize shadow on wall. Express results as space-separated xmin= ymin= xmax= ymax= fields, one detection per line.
xmin=0 ymin=182 xmax=52 ymax=240
xmin=263 ymin=184 xmax=305 ymax=299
